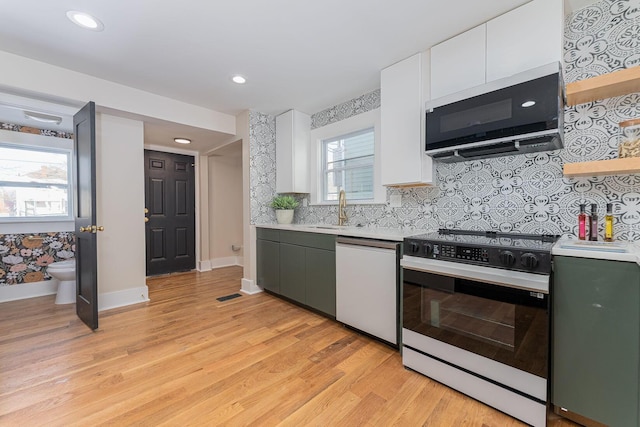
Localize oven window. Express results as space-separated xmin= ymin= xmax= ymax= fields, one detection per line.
xmin=423 ymin=288 xmax=515 ymax=350
xmin=403 ymin=270 xmax=548 ymax=378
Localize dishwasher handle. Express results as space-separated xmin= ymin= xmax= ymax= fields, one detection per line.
xmin=336 ymin=236 xmax=399 ymax=250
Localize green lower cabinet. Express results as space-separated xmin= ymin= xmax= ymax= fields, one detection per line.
xmin=256 ymin=239 xmax=279 ymax=293
xmin=279 ymin=242 xmax=307 ymax=304
xmin=256 ymin=228 xmax=336 ymax=317
xmin=553 ymin=256 xmax=640 ymax=426
xmin=305 ymin=247 xmax=336 ymax=317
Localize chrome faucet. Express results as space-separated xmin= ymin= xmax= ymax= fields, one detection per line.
xmin=338 ymin=189 xmax=347 ymax=226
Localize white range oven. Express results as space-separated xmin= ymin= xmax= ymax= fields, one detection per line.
xmin=401 ymin=229 xmax=557 ymax=427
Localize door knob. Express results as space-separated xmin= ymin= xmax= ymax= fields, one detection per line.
xmin=144 ymin=208 xmax=149 ymax=214
xmin=79 ymin=226 xmax=91 ymax=233
xmin=95 ymin=226 xmax=105 ymax=232
xmin=144 ymin=217 xmax=149 ymax=223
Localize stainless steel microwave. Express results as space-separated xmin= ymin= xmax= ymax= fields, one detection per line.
xmin=425 ymin=62 xmax=564 ymax=163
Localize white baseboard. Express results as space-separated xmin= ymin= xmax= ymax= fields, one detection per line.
xmin=2 ymin=281 xmax=149 ymax=312
xmin=210 ymin=256 xmax=243 ymax=269
xmin=0 ymin=280 xmax=57 ymax=303
xmin=98 ymin=286 xmax=150 ymax=312
xmin=240 ymin=278 xmax=262 ymax=295
xmin=197 ymin=260 xmax=212 ymax=272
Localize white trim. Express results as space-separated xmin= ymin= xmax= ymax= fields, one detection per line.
xmin=210 ymin=256 xmax=243 ymax=269
xmin=0 ymin=280 xmax=57 ymax=303
xmin=240 ymin=278 xmax=262 ymax=295
xmin=98 ymin=286 xmax=149 ymax=312
xmin=309 ymin=109 xmax=384 ymax=205
xmin=197 ymin=260 xmax=212 ymax=272
xmin=144 ymin=143 xmax=199 ymax=157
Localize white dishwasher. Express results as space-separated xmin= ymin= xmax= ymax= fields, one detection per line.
xmin=335 ymin=237 xmax=400 ymax=345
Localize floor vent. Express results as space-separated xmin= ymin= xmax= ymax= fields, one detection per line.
xmin=216 ymin=293 xmax=242 ymax=302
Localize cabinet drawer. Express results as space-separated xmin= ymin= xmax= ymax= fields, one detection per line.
xmin=279 ymin=230 xmax=335 ymax=251
xmin=257 ymin=227 xmax=280 ymax=242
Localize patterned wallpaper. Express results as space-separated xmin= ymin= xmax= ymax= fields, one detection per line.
xmin=0 ymin=123 xmax=76 ymax=286
xmin=0 ymin=232 xmax=75 ymax=286
xmin=0 ymin=122 xmax=73 ymax=139
xmin=311 ymin=90 xmax=381 ymax=130
xmin=251 ymin=0 xmax=640 ymax=240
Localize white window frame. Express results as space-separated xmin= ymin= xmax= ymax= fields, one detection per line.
xmin=0 ymin=129 xmax=74 ymax=233
xmin=309 ymin=108 xmax=385 ymax=205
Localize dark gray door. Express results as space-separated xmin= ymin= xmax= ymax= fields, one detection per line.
xmin=144 ymin=150 xmax=195 ymax=276
xmin=74 ymin=101 xmax=99 ymax=331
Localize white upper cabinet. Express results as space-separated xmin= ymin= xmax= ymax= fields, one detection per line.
xmin=430 ymin=0 xmax=563 ymax=100
xmin=430 ymin=25 xmax=487 ymax=99
xmin=381 ymin=52 xmax=434 ymax=187
xmin=486 ymin=0 xmax=563 ymax=82
xmin=276 ymin=109 xmax=310 ymax=193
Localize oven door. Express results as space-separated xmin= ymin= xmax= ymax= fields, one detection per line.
xmin=402 ymin=259 xmax=549 ymax=379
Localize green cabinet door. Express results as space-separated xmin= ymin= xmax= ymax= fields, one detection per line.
xmin=257 ymin=238 xmax=280 ymax=293
xmin=305 ymin=247 xmax=336 ymax=317
xmin=553 ymin=256 xmax=640 ymax=427
xmin=279 ymin=243 xmax=306 ymax=304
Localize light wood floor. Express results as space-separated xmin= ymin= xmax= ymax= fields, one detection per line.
xmin=0 ymin=267 xmax=578 ymax=426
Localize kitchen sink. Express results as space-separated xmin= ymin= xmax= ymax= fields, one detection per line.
xmin=309 ymin=225 xmax=346 ymax=230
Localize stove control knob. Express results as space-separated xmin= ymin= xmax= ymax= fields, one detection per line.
xmin=409 ymin=242 xmax=420 ymax=254
xmin=521 ymin=253 xmax=539 ymax=269
xmin=499 ymin=251 xmax=516 ymax=267
xmin=423 ymin=243 xmax=433 ymax=256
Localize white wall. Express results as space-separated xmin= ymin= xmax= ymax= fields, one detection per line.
xmin=0 ymin=51 xmax=235 ymax=135
xmin=96 ymin=114 xmax=148 ymax=309
xmin=208 ymin=145 xmax=243 ymax=268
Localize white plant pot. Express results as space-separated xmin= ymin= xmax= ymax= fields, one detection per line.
xmin=276 ymin=209 xmax=294 ymax=224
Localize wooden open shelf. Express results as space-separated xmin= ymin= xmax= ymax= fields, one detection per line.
xmin=563 ymin=157 xmax=640 ymax=177
xmin=566 ymin=66 xmax=640 ymax=106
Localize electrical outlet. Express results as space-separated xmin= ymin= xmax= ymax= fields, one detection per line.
xmin=390 ymin=194 xmax=402 ymax=208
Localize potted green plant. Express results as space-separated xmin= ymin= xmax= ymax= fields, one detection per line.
xmin=271 ymin=195 xmax=299 ymax=224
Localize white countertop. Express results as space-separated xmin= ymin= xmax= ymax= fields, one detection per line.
xmin=255 ymin=223 xmax=426 ymax=242
xmin=552 ymin=237 xmax=640 ymax=264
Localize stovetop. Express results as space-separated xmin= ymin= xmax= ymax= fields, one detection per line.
xmin=408 ymin=229 xmax=558 ymax=251
xmin=404 ymin=229 xmax=560 ymax=274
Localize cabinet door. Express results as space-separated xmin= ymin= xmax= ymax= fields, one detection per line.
xmin=486 ymin=0 xmax=563 ymax=81
xmin=553 ymin=257 xmax=640 ymax=426
xmin=257 ymin=239 xmax=280 ymax=293
xmin=381 ymin=53 xmax=434 ymax=186
xmin=430 ymin=24 xmax=486 ymax=99
xmin=279 ymin=243 xmax=306 ymax=304
xmin=276 ymin=110 xmax=310 ymax=193
xmin=305 ymin=247 xmax=336 ymax=316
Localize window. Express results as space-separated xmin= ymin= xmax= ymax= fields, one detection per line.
xmin=0 ymin=144 xmax=72 ymax=220
xmin=321 ymin=128 xmax=374 ymax=202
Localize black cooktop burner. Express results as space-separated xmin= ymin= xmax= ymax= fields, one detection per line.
xmin=404 ymin=229 xmax=560 ymax=274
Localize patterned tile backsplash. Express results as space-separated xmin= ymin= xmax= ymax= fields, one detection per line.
xmin=253 ymin=0 xmax=640 ymax=240
xmin=0 ymin=232 xmax=75 ymax=286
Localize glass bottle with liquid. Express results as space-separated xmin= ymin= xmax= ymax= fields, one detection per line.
xmin=578 ymin=203 xmax=588 ymax=240
xmin=589 ymin=204 xmax=598 ymax=241
xmin=605 ymin=203 xmax=614 ymax=242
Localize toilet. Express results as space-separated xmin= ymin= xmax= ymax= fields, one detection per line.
xmin=48 ymin=260 xmax=76 ymax=304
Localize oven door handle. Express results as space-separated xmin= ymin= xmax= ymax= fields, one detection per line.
xmin=400 ymin=256 xmax=549 ymax=294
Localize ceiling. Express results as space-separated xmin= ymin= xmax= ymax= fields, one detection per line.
xmin=0 ymin=0 xmax=597 ymax=153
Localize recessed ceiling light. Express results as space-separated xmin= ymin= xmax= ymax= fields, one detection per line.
xmin=24 ymin=111 xmax=63 ymax=125
xmin=232 ymin=75 xmax=247 ymax=84
xmin=66 ymin=11 xmax=104 ymax=31
xmin=521 ymin=100 xmax=536 ymax=108
xmin=174 ymin=138 xmax=191 ymax=144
